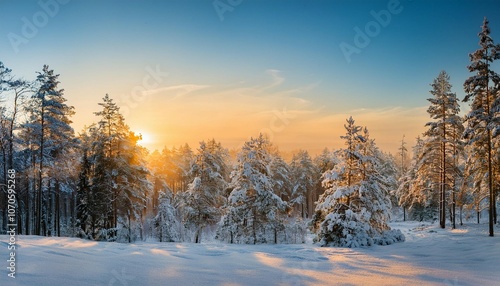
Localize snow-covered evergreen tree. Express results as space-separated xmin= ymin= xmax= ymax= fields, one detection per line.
xmin=313 ymin=148 xmax=338 ymax=207
xmin=398 ymin=137 xmax=430 ymax=221
xmin=154 ymin=187 xmax=180 ymax=242
xmin=269 ymin=151 xmax=292 ymax=203
xmin=396 ymin=135 xmax=410 ymax=221
xmin=175 ymin=144 xmax=194 ymax=193
xmin=217 ymin=134 xmax=287 ymax=244
xmin=181 ymin=139 xmax=228 ymax=243
xmin=312 ymin=117 xmax=403 ymax=247
xmin=463 ymin=17 xmax=500 ymax=236
xmin=20 ymin=65 xmax=76 ymax=236
xmin=290 ymin=150 xmax=318 ymax=218
xmin=77 ymin=95 xmax=151 ymax=242
xmin=375 ymin=150 xmax=399 ymax=220
xmin=424 ymin=71 xmax=464 ymax=228
xmin=115 ymin=131 xmax=151 ymax=242
xmin=398 ymin=72 xmax=464 ymax=225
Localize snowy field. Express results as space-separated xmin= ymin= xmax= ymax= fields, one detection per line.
xmin=1 ymin=221 xmax=499 ymax=286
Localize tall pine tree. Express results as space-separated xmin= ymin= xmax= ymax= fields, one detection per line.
xmin=425 ymin=71 xmax=464 ymax=228
xmin=463 ymin=18 xmax=500 ymax=236
xmin=182 ymin=139 xmax=228 ymax=243
xmin=21 ymin=65 xmax=75 ymax=236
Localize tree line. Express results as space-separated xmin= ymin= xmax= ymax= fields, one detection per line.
xmin=397 ymin=18 xmax=500 ymax=237
xmin=0 ymin=17 xmax=498 ymax=245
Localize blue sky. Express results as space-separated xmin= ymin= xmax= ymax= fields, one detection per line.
xmin=1 ymin=0 xmax=500 ymax=153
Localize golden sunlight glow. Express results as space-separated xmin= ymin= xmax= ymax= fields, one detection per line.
xmin=136 ymin=131 xmax=154 ymax=147
xmin=68 ymin=71 xmax=429 ymax=155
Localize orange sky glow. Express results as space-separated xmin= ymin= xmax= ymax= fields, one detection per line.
xmin=68 ymin=69 xmax=428 ymax=156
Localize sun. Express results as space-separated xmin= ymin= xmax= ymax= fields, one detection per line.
xmin=136 ymin=131 xmax=154 ymax=146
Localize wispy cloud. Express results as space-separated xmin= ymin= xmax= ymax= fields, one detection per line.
xmin=142 ymin=84 xmax=210 ymax=98
xmin=128 ymin=69 xmax=320 ymax=150
xmin=263 ymin=69 xmax=285 ymax=90
xmin=128 ymin=70 xmax=428 ymax=155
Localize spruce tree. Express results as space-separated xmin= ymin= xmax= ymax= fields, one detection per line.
xmin=21 ymin=65 xmax=75 ymax=236
xmin=290 ymin=150 xmax=318 ymax=218
xmin=398 ymin=136 xmax=440 ymax=221
xmin=397 ymin=135 xmax=409 ymax=221
xmin=78 ymin=95 xmax=151 ymax=241
xmin=425 ymin=71 xmax=463 ymax=228
xmin=312 ymin=117 xmax=403 ymax=247
xmin=182 ymin=139 xmax=228 ymax=243
xmin=463 ymin=18 xmax=500 ymax=236
xmin=217 ymin=134 xmax=287 ymax=244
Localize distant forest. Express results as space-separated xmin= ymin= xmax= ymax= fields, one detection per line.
xmin=0 ymin=18 xmax=499 ymax=246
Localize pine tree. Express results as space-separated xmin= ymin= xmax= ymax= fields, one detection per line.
xmin=461 ymin=146 xmax=487 ymax=224
xmin=155 ymin=188 xmax=180 ymax=242
xmin=217 ymin=134 xmax=287 ymax=244
xmin=116 ymin=131 xmax=150 ymax=242
xmin=398 ymin=136 xmax=438 ymax=221
xmin=397 ymin=135 xmax=409 ymax=221
xmin=175 ymin=144 xmax=194 ymax=193
xmin=313 ymin=148 xmax=338 ymax=208
xmin=182 ymin=139 xmax=228 ymax=243
xmin=0 ymin=62 xmax=14 ymax=233
xmin=463 ymin=18 xmax=500 ymax=236
xmin=76 ymin=128 xmax=93 ymax=238
xmin=20 ymin=65 xmax=75 ymax=236
xmin=1 ymin=70 xmax=34 ymax=235
xmin=425 ymin=71 xmax=464 ymax=228
xmin=77 ymin=95 xmax=151 ymax=241
xmin=290 ymin=150 xmax=318 ymax=218
xmin=312 ymin=117 xmax=403 ymax=247
xmin=269 ymin=151 xmax=292 ymax=204
xmin=91 ymin=94 xmax=126 ymax=237
xmin=156 ymin=147 xmax=178 ymax=192
xmin=5 ymin=78 xmax=32 ymax=230
xmin=358 ymin=128 xmax=397 ymax=240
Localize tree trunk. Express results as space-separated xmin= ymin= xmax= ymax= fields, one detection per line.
xmin=37 ymin=102 xmax=45 ymax=236
xmin=274 ymin=227 xmax=277 ymax=244
xmin=55 ymin=180 xmax=60 ymax=237
xmin=195 ymin=227 xmax=202 ymax=244
xmin=460 ymin=205 xmax=463 ymax=226
xmin=128 ymin=212 xmax=131 ymax=243
xmin=47 ymin=186 xmax=52 ymax=237
xmin=487 ymin=120 xmax=494 ymax=236
xmin=70 ymin=191 xmax=75 ymax=237
xmin=113 ymin=189 xmax=118 ymax=230
xmin=452 ymin=187 xmax=456 ymax=229
xmin=494 ymin=189 xmax=497 ymax=224
xmin=440 ymin=138 xmax=446 ymax=229
xmin=252 ymin=207 xmax=257 ymax=244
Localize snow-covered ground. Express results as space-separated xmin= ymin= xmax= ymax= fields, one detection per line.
xmin=1 ymin=222 xmax=499 ymax=286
